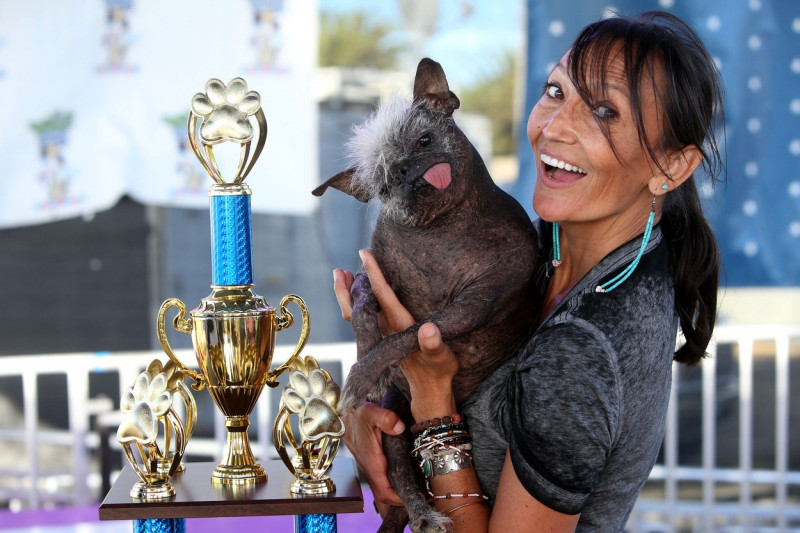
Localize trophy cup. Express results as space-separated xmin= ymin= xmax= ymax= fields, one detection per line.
xmin=156 ymin=77 xmax=310 ymax=486
xmin=117 ymin=359 xmax=193 ymax=499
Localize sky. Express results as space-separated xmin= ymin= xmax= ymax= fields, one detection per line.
xmin=317 ymin=0 xmax=525 ymax=89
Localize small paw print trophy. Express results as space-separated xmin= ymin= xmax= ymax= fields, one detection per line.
xmin=274 ymin=356 xmax=345 ymax=532
xmin=117 ymin=360 xmax=195 ymax=500
xmin=156 ymin=78 xmax=310 ymax=486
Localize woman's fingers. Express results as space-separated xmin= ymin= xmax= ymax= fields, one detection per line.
xmin=400 ymin=323 xmax=459 ymax=423
xmin=341 ymin=403 xmax=405 ymax=509
xmin=336 ymin=250 xmax=414 ymax=334
xmin=404 ymin=323 xmax=460 ymax=381
xmin=333 ymin=268 xmax=355 ymax=321
xmin=359 ymin=249 xmax=414 ymax=332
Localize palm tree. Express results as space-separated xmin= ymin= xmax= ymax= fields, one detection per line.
xmin=319 ymin=11 xmax=404 ymax=69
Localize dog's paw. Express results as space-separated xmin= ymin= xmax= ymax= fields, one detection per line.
xmin=336 ymin=386 xmax=359 ymax=415
xmin=337 ymin=363 xmax=376 ymax=414
xmin=409 ymin=508 xmax=451 ymax=533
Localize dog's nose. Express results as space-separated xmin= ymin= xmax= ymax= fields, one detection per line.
xmin=397 ymin=165 xmax=416 ymax=185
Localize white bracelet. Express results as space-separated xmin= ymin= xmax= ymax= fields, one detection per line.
xmin=432 ymin=492 xmax=489 ymax=500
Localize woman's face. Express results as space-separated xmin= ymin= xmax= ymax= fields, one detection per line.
xmin=527 ymin=50 xmax=666 ymax=232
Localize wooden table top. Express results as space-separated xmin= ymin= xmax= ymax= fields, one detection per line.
xmin=98 ymin=459 xmax=364 ymax=521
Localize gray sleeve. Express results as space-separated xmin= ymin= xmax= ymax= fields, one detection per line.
xmin=507 ymin=320 xmax=621 ymax=515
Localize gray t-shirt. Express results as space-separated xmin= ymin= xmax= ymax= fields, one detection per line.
xmin=462 ymin=222 xmax=677 ymax=532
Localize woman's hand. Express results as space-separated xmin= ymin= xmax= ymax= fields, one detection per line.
xmin=401 ymin=323 xmax=459 ymax=423
xmin=341 ymin=403 xmax=405 ymax=511
xmin=332 ymin=267 xmax=355 ymax=320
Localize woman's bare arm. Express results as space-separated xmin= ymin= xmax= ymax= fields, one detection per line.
xmin=405 ymin=325 xmax=580 ymax=532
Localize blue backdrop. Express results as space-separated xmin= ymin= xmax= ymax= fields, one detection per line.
xmin=513 ymin=0 xmax=800 ymax=287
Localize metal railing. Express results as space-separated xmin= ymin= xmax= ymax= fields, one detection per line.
xmin=0 ymin=326 xmax=797 ymax=531
xmin=630 ymin=325 xmax=800 ymax=531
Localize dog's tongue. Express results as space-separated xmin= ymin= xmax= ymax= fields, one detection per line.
xmin=423 ymin=163 xmax=452 ymax=190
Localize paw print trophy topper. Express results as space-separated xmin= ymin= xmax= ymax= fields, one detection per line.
xmin=117 ymin=359 xmax=195 ymax=500
xmin=157 ymin=77 xmax=310 ymax=486
xmin=274 ymin=356 xmax=345 ymax=495
xmin=188 ymin=77 xmax=266 ymax=186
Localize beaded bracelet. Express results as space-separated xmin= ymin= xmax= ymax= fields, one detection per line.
xmin=410 ymin=412 xmax=463 ymax=434
xmin=432 ymin=492 xmax=489 ymax=501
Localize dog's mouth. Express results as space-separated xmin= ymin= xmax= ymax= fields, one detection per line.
xmin=422 ymin=163 xmax=452 ymax=190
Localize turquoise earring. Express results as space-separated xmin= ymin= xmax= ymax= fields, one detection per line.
xmin=661 ymin=184 xmax=669 ymax=190
xmin=552 ymin=222 xmax=561 ymax=267
xmin=595 ymin=195 xmax=656 ymax=293
xmin=551 ymin=194 xmax=657 ymax=292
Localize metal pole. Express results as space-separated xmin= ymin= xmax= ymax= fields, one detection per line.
xmin=294 ymin=513 xmax=337 ymax=533
xmin=133 ymin=518 xmax=186 ymax=533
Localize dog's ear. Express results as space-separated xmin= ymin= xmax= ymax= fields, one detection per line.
xmin=312 ymin=168 xmax=370 ymax=203
xmin=413 ymin=58 xmax=460 ymax=117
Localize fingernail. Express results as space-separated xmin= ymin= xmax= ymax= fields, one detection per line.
xmin=392 ymin=420 xmax=405 ymax=434
xmin=332 ymin=269 xmax=337 ymax=282
xmin=358 ymin=249 xmax=366 ymax=262
xmin=420 ymin=323 xmax=436 ymax=338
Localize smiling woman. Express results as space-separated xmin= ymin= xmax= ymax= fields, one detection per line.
xmin=336 ymin=10 xmax=725 ymax=533
xmin=529 ymin=55 xmax=681 ymax=277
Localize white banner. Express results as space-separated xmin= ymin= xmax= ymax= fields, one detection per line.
xmin=0 ymin=0 xmax=318 ymax=229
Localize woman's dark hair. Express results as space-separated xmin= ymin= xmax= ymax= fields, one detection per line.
xmin=568 ymin=11 xmax=724 ymax=365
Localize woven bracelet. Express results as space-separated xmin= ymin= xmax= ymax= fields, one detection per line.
xmin=410 ymin=412 xmax=463 ymax=434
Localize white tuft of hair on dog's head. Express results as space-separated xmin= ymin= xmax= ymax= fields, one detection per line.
xmin=344 ymin=92 xmax=413 ymax=199
xmin=344 ymin=91 xmax=454 ymax=208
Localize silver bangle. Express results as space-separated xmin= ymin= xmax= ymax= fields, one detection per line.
xmin=423 ymin=451 xmax=473 ymax=478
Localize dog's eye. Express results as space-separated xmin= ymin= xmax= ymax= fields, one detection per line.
xmin=417 ymin=134 xmax=432 ymax=147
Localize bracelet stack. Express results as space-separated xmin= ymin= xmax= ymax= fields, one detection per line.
xmin=410 ymin=413 xmax=488 ymax=511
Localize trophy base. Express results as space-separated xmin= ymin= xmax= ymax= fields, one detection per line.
xmin=290 ymin=476 xmax=336 ymax=495
xmin=130 ymin=480 xmax=176 ymax=500
xmin=211 ymin=415 xmax=267 ymax=485
xmin=211 ymin=463 xmax=268 ymax=485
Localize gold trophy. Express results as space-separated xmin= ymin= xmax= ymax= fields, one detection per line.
xmin=117 ymin=359 xmax=194 ymax=499
xmin=156 ymin=78 xmax=310 ymax=486
xmin=273 ymin=356 xmax=345 ymax=495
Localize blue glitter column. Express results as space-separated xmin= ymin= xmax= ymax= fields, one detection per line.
xmin=295 ymin=513 xmax=337 ymax=533
xmin=133 ymin=518 xmax=186 ymax=533
xmin=210 ymin=192 xmax=253 ymax=286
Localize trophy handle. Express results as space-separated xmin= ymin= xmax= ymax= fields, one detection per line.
xmin=156 ymin=298 xmax=206 ymax=391
xmin=268 ymin=294 xmax=310 ymax=382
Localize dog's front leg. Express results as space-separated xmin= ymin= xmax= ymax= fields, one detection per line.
xmin=382 ymin=398 xmax=451 ymax=533
xmin=350 ymin=269 xmax=383 ymax=356
xmin=340 ymin=270 xmax=391 ymax=413
xmin=384 ymin=434 xmax=451 ymax=533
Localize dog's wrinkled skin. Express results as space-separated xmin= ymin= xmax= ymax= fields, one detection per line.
xmin=313 ymin=58 xmax=541 ymax=533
